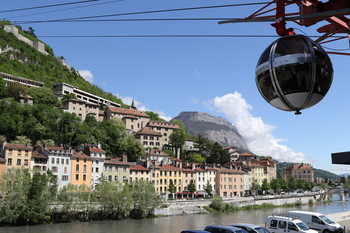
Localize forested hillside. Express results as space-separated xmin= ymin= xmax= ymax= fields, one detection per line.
xmin=0 ymin=20 xmax=124 ymax=106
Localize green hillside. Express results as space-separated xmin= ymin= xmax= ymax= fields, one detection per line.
xmin=0 ymin=20 xmax=124 ymax=106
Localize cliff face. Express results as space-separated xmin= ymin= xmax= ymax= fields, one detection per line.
xmin=173 ymin=111 xmax=249 ymax=151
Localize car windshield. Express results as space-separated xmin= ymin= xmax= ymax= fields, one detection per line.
xmin=296 ymin=222 xmax=310 ymax=230
xmin=319 ymin=215 xmax=334 ymax=224
xmin=254 ymin=227 xmax=270 ymax=233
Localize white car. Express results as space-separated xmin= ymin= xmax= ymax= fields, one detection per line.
xmin=265 ymin=215 xmax=318 ymax=233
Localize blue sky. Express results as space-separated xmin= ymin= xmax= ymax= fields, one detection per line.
xmin=2 ymin=0 xmax=350 ymax=174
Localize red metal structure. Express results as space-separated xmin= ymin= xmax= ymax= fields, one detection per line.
xmin=219 ymin=0 xmax=350 ymax=55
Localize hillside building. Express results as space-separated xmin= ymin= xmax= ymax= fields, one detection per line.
xmin=285 ymin=163 xmax=314 ymax=182
xmin=62 ymin=99 xmax=100 ymax=121
xmin=0 ymin=71 xmax=44 ymax=88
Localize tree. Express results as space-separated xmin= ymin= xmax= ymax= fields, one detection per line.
xmin=187 ymin=179 xmax=196 ymax=198
xmin=169 ymin=129 xmax=186 ymax=158
xmin=123 ymin=135 xmax=145 ymax=162
xmin=10 ymin=135 xmax=32 ymax=145
xmin=206 ymin=142 xmax=230 ymax=165
xmin=6 ymin=82 xmax=27 ymax=101
xmin=288 ymin=177 xmax=297 ymax=191
xmin=131 ymin=180 xmax=161 ymax=218
xmin=0 ymin=76 xmax=6 ymax=98
xmin=193 ymin=134 xmax=213 ymax=157
xmin=251 ymin=179 xmax=260 ymax=195
xmin=168 ymin=179 xmax=177 ymax=199
xmin=27 ymin=87 xmax=59 ymax=106
xmin=204 ymin=180 xmax=213 ymax=197
xmin=187 ymin=153 xmax=205 ymax=163
xmin=270 ymin=178 xmax=281 ymax=193
xmin=144 ymin=111 xmax=165 ymax=121
xmin=261 ymin=178 xmax=271 ymax=194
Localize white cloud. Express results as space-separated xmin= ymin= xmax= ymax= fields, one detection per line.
xmin=327 ymin=166 xmax=350 ymax=175
xmin=78 ymin=70 xmax=93 ymax=83
xmin=191 ymin=98 xmax=199 ymax=105
xmin=213 ymin=92 xmax=310 ymax=163
xmin=116 ymin=94 xmax=172 ymax=121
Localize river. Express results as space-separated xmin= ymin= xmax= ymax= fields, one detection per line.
xmin=1 ymin=194 xmax=349 ymax=233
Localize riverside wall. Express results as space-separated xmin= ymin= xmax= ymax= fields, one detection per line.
xmin=155 ymin=193 xmax=322 ymax=216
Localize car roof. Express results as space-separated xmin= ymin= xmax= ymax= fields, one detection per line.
xmin=181 ymin=231 xmax=211 ymax=233
xmin=205 ymin=226 xmax=246 ymax=231
xmin=289 ymin=211 xmax=322 ymax=216
xmin=266 ymin=216 xmax=303 ymax=222
xmin=230 ymin=223 xmax=264 ymax=228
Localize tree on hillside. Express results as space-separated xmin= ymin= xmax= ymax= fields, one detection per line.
xmin=169 ymin=128 xmax=186 ymax=158
xmin=193 ymin=134 xmax=213 ymax=157
xmin=10 ymin=135 xmax=32 ymax=145
xmin=0 ymin=77 xmax=6 ymax=98
xmin=144 ymin=111 xmax=165 ymax=121
xmin=6 ymin=82 xmax=27 ymax=101
xmin=27 ymin=87 xmax=59 ymax=106
xmin=186 ymin=153 xmax=205 ymax=163
xmin=206 ymin=142 xmax=230 ymax=165
xmin=123 ymin=135 xmax=145 ymax=162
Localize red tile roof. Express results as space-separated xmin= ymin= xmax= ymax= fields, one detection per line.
xmin=240 ymin=153 xmax=253 ymax=156
xmin=90 ymin=147 xmax=105 ymax=153
xmin=215 ymin=167 xmax=246 ymax=174
xmin=32 ymin=151 xmax=48 ymax=159
xmin=4 ymin=144 xmax=31 ymax=150
xmin=158 ymin=165 xmax=182 ymax=171
xmin=123 ymin=115 xmax=138 ymax=120
xmin=108 ymin=106 xmax=149 ymax=118
xmin=130 ymin=165 xmax=149 ymax=171
xmin=47 ymin=146 xmax=69 ymax=151
xmin=148 ymin=120 xmax=180 ymax=129
xmin=72 ymin=150 xmax=91 ymax=159
xmin=104 ymin=158 xmax=132 ymax=166
xmin=135 ymin=127 xmax=162 ymax=136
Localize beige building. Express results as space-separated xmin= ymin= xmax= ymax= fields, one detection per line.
xmin=62 ymin=99 xmax=100 ymax=121
xmin=135 ymin=127 xmax=162 ymax=148
xmin=129 ymin=165 xmax=150 ymax=183
xmin=215 ymin=167 xmax=245 ymax=198
xmin=285 ymin=163 xmax=314 ymax=182
xmin=147 ymin=121 xmax=180 ymax=148
xmin=105 ymin=106 xmax=150 ymax=132
xmin=258 ymin=157 xmax=277 ymax=183
xmin=2 ymin=143 xmax=32 ymax=172
xmin=30 ymin=151 xmax=48 ymax=174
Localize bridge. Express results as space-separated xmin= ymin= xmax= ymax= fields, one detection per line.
xmin=326 ymin=184 xmax=349 ymax=201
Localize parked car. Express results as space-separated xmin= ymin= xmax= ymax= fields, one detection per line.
xmin=204 ymin=225 xmax=249 ymax=233
xmin=265 ymin=215 xmax=318 ymax=233
xmin=288 ymin=211 xmax=343 ymax=233
xmin=181 ymin=231 xmax=211 ymax=233
xmin=229 ymin=223 xmax=270 ymax=233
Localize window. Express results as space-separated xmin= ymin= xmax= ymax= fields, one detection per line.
xmin=66 ymin=159 xmax=69 ymax=164
xmin=8 ymin=149 xmax=12 ymax=156
xmin=83 ymin=175 xmax=86 ymax=181
xmin=76 ymin=158 xmax=80 ymax=162
xmin=51 ymin=158 xmax=55 ymax=163
xmin=18 ymin=150 xmax=22 ymax=156
xmin=62 ymin=175 xmax=69 ymax=181
xmin=57 ymin=158 xmax=59 ymax=164
xmin=96 ymin=167 xmax=99 ymax=173
xmin=278 ymin=221 xmax=287 ymax=229
xmin=61 ymin=158 xmax=64 ymax=164
xmin=7 ymin=158 xmax=12 ymax=165
xmin=52 ymin=166 xmax=58 ymax=172
xmin=64 ymin=167 xmax=68 ymax=173
xmin=75 ymin=174 xmax=79 ymax=181
xmin=270 ymin=220 xmax=278 ymax=228
xmin=288 ymin=222 xmax=298 ymax=231
xmin=143 ymin=135 xmax=148 ymax=140
xmin=76 ymin=164 xmax=79 ymax=172
xmin=17 ymin=159 xmax=21 ymax=166
xmin=83 ymin=165 xmax=87 ymax=172
xmin=24 ymin=159 xmax=28 ymax=166
xmin=84 ymin=158 xmax=86 ymax=163
xmin=115 ymin=176 xmax=118 ymax=181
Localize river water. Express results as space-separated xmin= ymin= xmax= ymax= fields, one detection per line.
xmin=1 ymin=194 xmax=349 ymax=233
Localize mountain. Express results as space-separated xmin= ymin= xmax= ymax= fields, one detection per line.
xmin=173 ymin=111 xmax=249 ymax=151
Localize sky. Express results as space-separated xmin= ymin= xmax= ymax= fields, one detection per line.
xmin=2 ymin=0 xmax=350 ymax=174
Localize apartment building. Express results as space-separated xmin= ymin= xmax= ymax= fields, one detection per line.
xmin=71 ymin=150 xmax=92 ymax=191
xmin=285 ymin=163 xmax=314 ymax=182
xmin=158 ymin=164 xmax=182 ymax=195
xmin=30 ymin=151 xmax=48 ymax=174
xmin=0 ymin=71 xmax=44 ymax=88
xmin=104 ymin=106 xmax=150 ymax=132
xmin=182 ymin=168 xmax=196 ymax=192
xmin=53 ymin=82 xmax=121 ymax=108
xmin=147 ymin=120 xmax=180 ymax=148
xmin=104 ymin=157 xmax=131 ymax=184
xmin=62 ymin=99 xmax=100 ymax=121
xmin=83 ymin=145 xmax=106 ymax=190
xmin=134 ymin=127 xmax=162 ymax=148
xmin=243 ymin=163 xmax=265 ymax=186
xmin=258 ymin=157 xmax=277 ymax=183
xmin=215 ymin=167 xmax=246 ymax=198
xmin=129 ymin=165 xmax=150 ymax=183
xmin=43 ymin=146 xmax=72 ymax=190
xmin=2 ymin=143 xmax=32 ymax=171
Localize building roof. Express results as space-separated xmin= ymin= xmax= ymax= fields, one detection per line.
xmin=104 ymin=158 xmax=132 ymax=166
xmin=72 ymin=150 xmax=91 ymax=159
xmin=107 ymin=106 xmax=149 ymax=118
xmin=130 ymin=165 xmax=150 ymax=171
xmin=99 ymin=110 xmax=105 ymax=116
xmin=32 ymin=151 xmax=48 ymax=159
xmin=123 ymin=115 xmax=138 ymax=120
xmin=90 ymin=147 xmax=105 ymax=153
xmin=135 ymin=127 xmax=162 ymax=136
xmin=215 ymin=167 xmax=246 ymax=174
xmin=182 ymin=168 xmax=196 ymax=173
xmin=146 ymin=149 xmax=168 ymax=156
xmin=291 ymin=163 xmax=313 ymax=170
xmin=46 ymin=146 xmax=70 ymax=151
xmin=158 ymin=164 xmax=182 ymax=171
xmin=4 ymin=143 xmax=31 ymax=150
xmin=240 ymin=153 xmax=253 ymax=156
xmin=148 ymin=120 xmax=180 ymax=129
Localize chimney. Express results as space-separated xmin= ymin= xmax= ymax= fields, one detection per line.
xmin=122 ymin=155 xmax=128 ymax=163
xmin=192 ymin=163 xmax=195 ymax=170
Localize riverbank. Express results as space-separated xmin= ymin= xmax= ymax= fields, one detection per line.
xmin=155 ymin=192 xmax=323 ymax=216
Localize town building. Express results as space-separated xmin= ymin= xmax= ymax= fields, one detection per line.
xmin=258 ymin=157 xmax=277 ymax=182
xmin=62 ymin=99 xmax=100 ymax=121
xmin=147 ymin=121 xmax=180 ymax=148
xmin=1 ymin=143 xmax=32 ymax=172
xmin=0 ymin=71 xmax=44 ymax=88
xmin=83 ymin=145 xmax=106 ymax=190
xmin=223 ymin=146 xmax=241 ymax=161
xmin=104 ymin=106 xmax=150 ymax=132
xmin=30 ymin=151 xmax=48 ymax=174
xmin=53 ymin=82 xmax=121 ymax=108
xmin=129 ymin=165 xmax=150 ymax=183
xmin=158 ymin=164 xmax=182 ymax=195
xmin=134 ymin=127 xmax=162 ymax=148
xmin=182 ymin=168 xmax=196 ymax=192
xmin=215 ymin=167 xmax=246 ymax=198
xmin=43 ymin=146 xmax=72 ymax=191
xmin=285 ymin=163 xmax=314 ymax=182
xmin=104 ymin=156 xmax=131 ymax=184
xmin=70 ymin=150 xmax=92 ymax=191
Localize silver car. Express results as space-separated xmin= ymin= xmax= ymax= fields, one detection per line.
xmin=229 ymin=224 xmax=270 ymax=233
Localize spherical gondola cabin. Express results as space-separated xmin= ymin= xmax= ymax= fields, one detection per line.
xmin=255 ymin=34 xmax=333 ymax=114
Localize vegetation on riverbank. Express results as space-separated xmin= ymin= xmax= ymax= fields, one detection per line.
xmin=0 ymin=168 xmax=162 ymax=225
xmin=204 ymin=195 xmax=308 ymax=213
